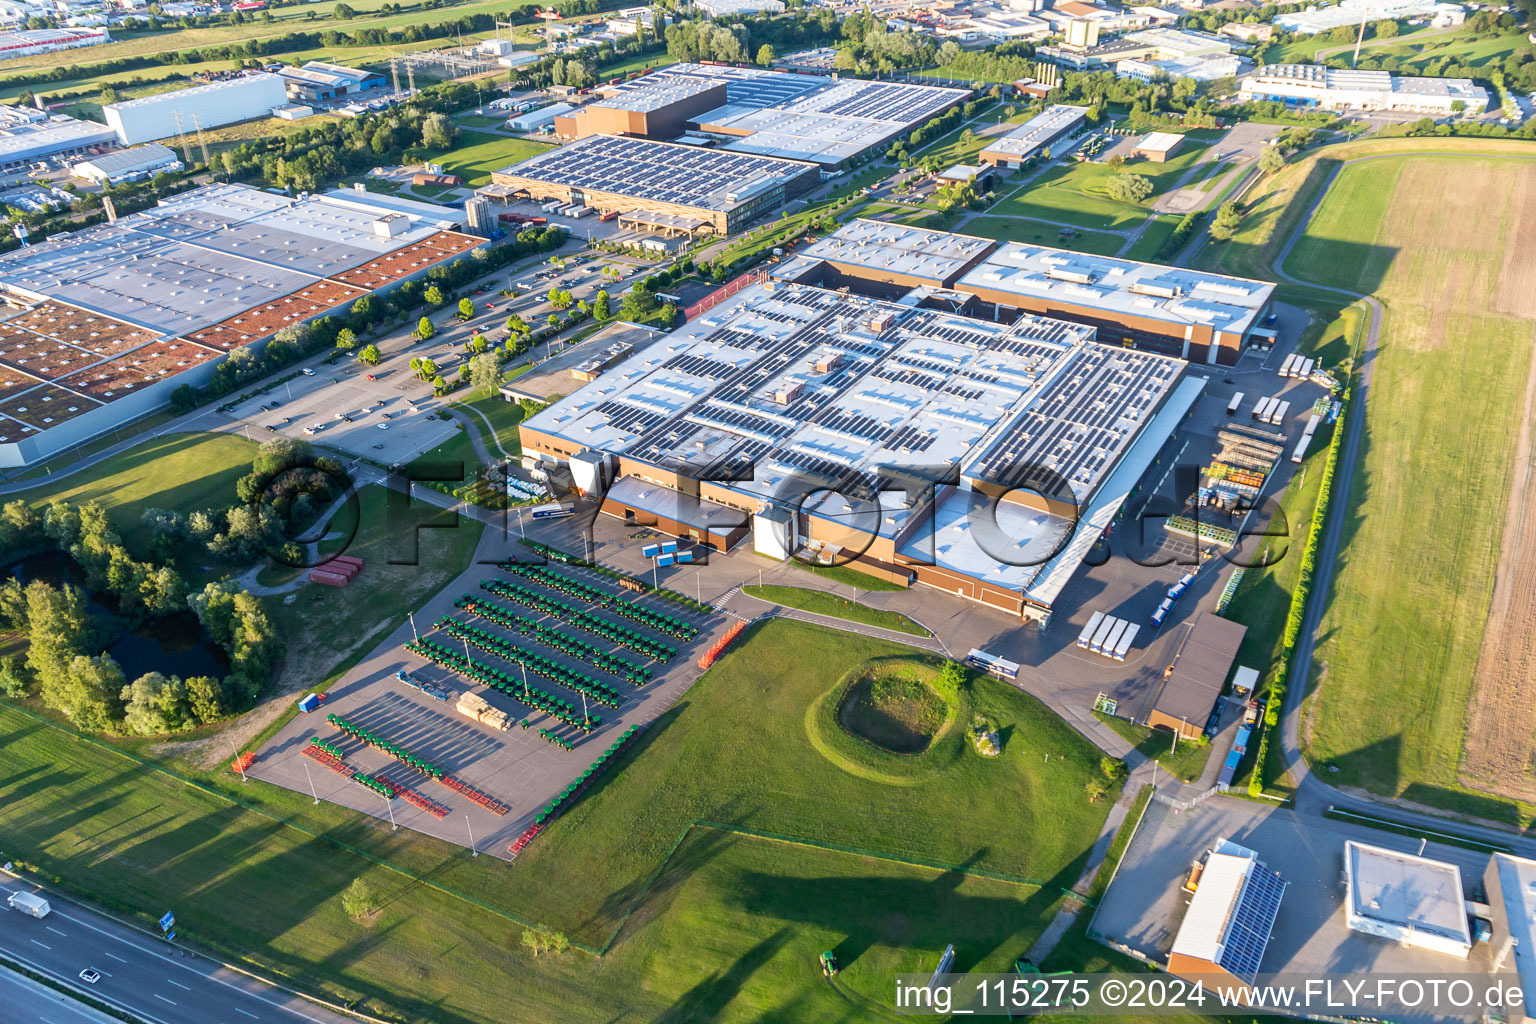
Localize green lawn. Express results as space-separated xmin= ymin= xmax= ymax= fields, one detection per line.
xmin=1285 ymin=154 xmax=1536 ymax=821
xmin=991 ymin=141 xmax=1212 ymax=231
xmin=962 ymin=215 xmax=1125 ymax=256
xmin=742 ymin=585 xmax=930 ymax=636
xmin=1093 ymin=712 xmax=1213 ymax=784
xmin=764 ymin=557 xmax=909 ymax=593
xmin=0 ymin=618 xmax=1114 ymax=1020
xmin=1123 ymin=215 xmax=1178 ymax=263
xmin=6 ymin=431 xmax=256 ymax=551
xmin=454 ymin=392 xmax=528 ymax=456
xmin=421 ymin=130 xmax=554 ymax=187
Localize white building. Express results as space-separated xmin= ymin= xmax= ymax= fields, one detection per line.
xmin=0 ymin=25 xmax=109 ymax=59
xmin=1486 ymin=853 xmax=1536 ymax=1023
xmin=1277 ymin=0 xmax=1464 ymax=34
xmin=0 ymin=108 xmax=118 ymax=173
xmin=1167 ymin=838 xmax=1288 ymax=985
xmin=1344 ymin=841 xmax=1473 ymax=959
xmin=70 ymin=143 xmax=182 ymax=184
xmin=507 ymin=103 xmax=574 ymax=132
xmin=1118 ymin=53 xmax=1246 ymax=83
xmin=1238 ymin=63 xmax=1488 ymax=115
xmin=102 ymin=73 xmax=289 ymax=145
xmin=695 ymin=0 xmax=784 ymax=15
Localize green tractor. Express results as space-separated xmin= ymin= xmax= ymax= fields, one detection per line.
xmin=819 ymin=951 xmax=839 ymax=978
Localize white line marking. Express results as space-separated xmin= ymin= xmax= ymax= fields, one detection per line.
xmin=30 ymin=939 xmax=50 ymax=949
xmin=153 ymin=993 xmax=177 ymax=1005
xmin=166 ymin=978 xmax=191 ymax=991
xmin=235 ymin=1009 xmax=258 ymax=1019
xmin=46 ymin=926 xmax=67 ymax=937
xmin=104 ymin=953 xmax=127 ymax=963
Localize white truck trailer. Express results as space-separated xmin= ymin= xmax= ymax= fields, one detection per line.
xmin=1110 ymin=623 xmax=1140 ymax=661
xmin=1077 ymin=610 xmax=1106 ymax=649
xmin=7 ymin=891 xmax=50 ymax=919
xmin=1226 ymin=391 xmax=1244 ymax=417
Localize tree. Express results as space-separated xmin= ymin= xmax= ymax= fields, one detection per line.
xmin=424 ymin=285 xmax=445 ymax=307
xmin=121 ymin=672 xmax=192 ymax=736
xmin=334 ymin=327 xmax=357 ymax=352
xmin=468 ymin=333 xmax=488 ymax=354
xmin=431 ymin=375 xmax=447 ymax=395
xmin=421 ymin=112 xmax=457 ymax=151
xmin=358 ymin=344 xmax=381 ymax=366
xmin=521 ymin=928 xmax=547 ymax=958
xmin=341 ymin=878 xmax=377 ymax=920
xmin=1373 ymin=18 xmax=1399 ymax=37
xmin=0 ymin=654 xmax=28 ymax=698
xmin=54 ymin=654 xmax=126 ymax=733
xmin=755 ymin=43 xmax=776 ymax=66
xmin=417 ymin=316 xmax=435 ymax=341
xmin=185 ymin=675 xmax=225 ymax=723
xmin=1258 ymin=145 xmax=1285 ymax=174
xmin=470 ymin=352 xmax=501 ymax=395
xmin=1085 ymin=776 xmax=1111 ymax=803
xmin=458 ymin=297 xmax=475 ymax=319
xmin=592 ymin=289 xmax=611 ymax=320
xmin=1100 ymin=756 xmax=1128 ymax=782
xmin=1209 ymin=200 xmax=1243 ymax=241
xmin=333 ymin=1 xmax=353 ymax=16
xmin=1106 ymin=173 xmax=1154 ymax=204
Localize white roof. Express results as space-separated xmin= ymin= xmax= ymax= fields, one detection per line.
xmin=1172 ymin=850 xmax=1256 ymax=963
xmin=1137 ymin=131 xmax=1184 ymax=152
xmin=1492 ymin=854 xmax=1536 ymax=1005
xmin=1345 ymin=841 xmax=1472 ymax=946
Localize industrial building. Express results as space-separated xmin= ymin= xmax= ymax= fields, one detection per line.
xmin=554 ymin=74 xmax=727 ymax=140
xmin=0 ymin=183 xmax=481 ymax=467
xmin=1143 ymin=612 xmax=1247 ymax=739
xmin=0 ymin=26 xmax=109 ymax=60
xmin=1486 ymin=853 xmax=1536 ymax=1021
xmin=1117 ymin=52 xmax=1246 ymax=83
xmin=508 ymin=103 xmax=574 ymax=133
xmin=1167 ymin=838 xmax=1288 ymax=988
xmin=490 ymin=134 xmax=820 ymax=236
xmin=977 ymin=103 xmax=1088 ymax=169
xmin=69 ymin=143 xmax=182 ymax=185
xmin=274 ymin=61 xmax=385 ymax=105
xmin=102 ymin=73 xmax=290 ymax=145
xmin=1238 ymin=64 xmax=1489 ymax=116
xmin=695 ymin=0 xmax=783 ymax=15
xmin=1042 ymin=26 xmax=1232 ymax=71
xmin=1345 ymin=841 xmax=1474 ymax=958
xmin=0 ymin=107 xmax=117 ymax=174
xmin=520 ymin=276 xmax=1202 ymax=624
xmin=1130 ymin=131 xmax=1184 ymax=162
xmin=1277 ymin=0 xmax=1465 ymax=34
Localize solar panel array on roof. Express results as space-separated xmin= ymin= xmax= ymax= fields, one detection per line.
xmin=1217 ymin=867 xmax=1287 ymax=982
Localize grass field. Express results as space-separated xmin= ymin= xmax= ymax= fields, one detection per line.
xmin=961 ymin=215 xmax=1125 ymax=256
xmin=1092 ymin=712 xmax=1212 ymax=784
xmin=7 ymin=431 xmax=256 ymax=551
xmin=0 ymin=618 xmax=1112 ymax=1019
xmin=990 ymin=140 xmax=1212 ymax=231
xmin=419 ymin=130 xmax=553 ymax=186
xmin=1285 ymin=153 xmax=1536 ymax=821
xmin=742 ymin=584 xmax=930 ymax=636
xmin=1123 ymin=214 xmax=1179 ymax=262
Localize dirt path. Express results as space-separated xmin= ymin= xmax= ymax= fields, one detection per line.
xmin=1460 ymin=320 xmax=1536 ymax=802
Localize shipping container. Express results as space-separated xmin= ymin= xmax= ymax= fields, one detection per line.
xmin=1077 ymin=610 xmax=1106 ymax=649
xmin=1150 ymin=597 xmax=1173 ymax=627
xmin=1088 ymin=615 xmax=1118 ymax=653
xmin=1226 ymin=391 xmax=1244 ymax=417
xmin=1111 ymin=623 xmax=1139 ymax=661
xmin=1251 ymin=396 xmax=1274 ymax=422
xmin=297 ymin=693 xmax=321 ymax=713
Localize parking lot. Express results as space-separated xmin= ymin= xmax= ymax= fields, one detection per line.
xmin=248 ymin=534 xmax=735 ymax=858
xmin=1093 ymin=795 xmax=1501 ymax=1018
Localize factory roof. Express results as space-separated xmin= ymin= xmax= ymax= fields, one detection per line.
xmin=0 ymin=114 xmax=117 ymax=164
xmin=1345 ymin=841 xmax=1472 ymax=948
xmin=0 ymin=183 xmax=462 ymax=336
xmin=1136 ymin=131 xmax=1184 ymax=153
xmin=591 ymin=72 xmax=723 ymax=112
xmin=276 ymin=61 xmax=372 ymax=89
xmin=1171 ymin=839 xmax=1287 ymax=983
xmin=1152 ymin=613 xmax=1248 ymax=726
xmin=103 ymin=72 xmax=283 ymax=111
xmin=494 ymin=134 xmax=815 ymax=212
xmin=70 ymin=143 xmax=178 ymax=178
xmin=957 ymin=243 xmax=1274 ymax=337
xmin=979 ymin=104 xmax=1088 ymax=159
xmin=1491 ymin=854 xmax=1536 ymax=1006
xmin=800 ymin=219 xmax=994 ymax=285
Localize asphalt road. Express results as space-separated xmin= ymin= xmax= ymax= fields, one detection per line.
xmin=0 ymin=966 xmax=119 ymax=1024
xmin=0 ymin=877 xmax=357 ymax=1024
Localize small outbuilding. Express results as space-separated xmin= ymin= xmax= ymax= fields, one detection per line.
xmin=1132 ymin=131 xmax=1185 ymax=162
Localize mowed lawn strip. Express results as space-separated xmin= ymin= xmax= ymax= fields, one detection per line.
xmin=1288 ymin=155 xmax=1536 ymax=816
xmin=742 ymin=584 xmax=930 ymax=636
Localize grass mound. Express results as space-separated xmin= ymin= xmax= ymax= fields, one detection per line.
xmin=839 ymin=668 xmax=950 ymax=754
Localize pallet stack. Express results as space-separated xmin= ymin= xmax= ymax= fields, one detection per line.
xmin=309 ymin=555 xmax=365 ymax=588
xmin=456 ymin=690 xmax=510 ymax=731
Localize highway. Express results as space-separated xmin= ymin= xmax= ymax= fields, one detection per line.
xmin=0 ymin=877 xmax=359 ymax=1024
xmin=0 ymin=965 xmax=120 ymax=1024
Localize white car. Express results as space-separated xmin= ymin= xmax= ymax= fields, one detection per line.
xmin=301 ymin=368 xmax=315 ymax=376
xmin=78 ymin=969 xmax=100 ymax=984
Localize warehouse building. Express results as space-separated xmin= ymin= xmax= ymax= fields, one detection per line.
xmin=1237 ymin=64 xmax=1488 ymax=116
xmin=977 ymin=103 xmax=1088 ymax=169
xmin=490 ymin=134 xmax=819 ymax=235
xmin=554 ymin=74 xmax=727 ymax=139
xmin=508 ymin=103 xmax=574 ymax=133
xmin=0 ymin=26 xmax=109 ymax=60
xmin=1143 ymin=612 xmax=1247 ymax=739
xmin=70 ymin=143 xmax=182 ymax=185
xmin=520 ymin=279 xmax=1202 ymax=623
xmin=103 ymin=73 xmax=290 ymax=145
xmin=0 ymin=183 xmax=481 ymax=466
xmin=1486 ymin=853 xmax=1536 ymax=1021
xmin=1130 ymin=131 xmax=1184 ymax=162
xmin=1167 ymin=838 xmax=1288 ymax=989
xmin=275 ymin=61 xmax=385 ymax=105
xmin=0 ymin=107 xmax=117 ymax=174
xmin=1277 ymin=0 xmax=1464 ymax=34
xmin=695 ymin=0 xmax=783 ymax=15
xmin=1344 ymin=842 xmax=1473 ymax=958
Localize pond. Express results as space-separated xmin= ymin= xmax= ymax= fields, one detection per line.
xmin=8 ymin=551 xmax=229 ymax=682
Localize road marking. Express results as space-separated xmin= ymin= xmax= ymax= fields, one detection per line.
xmin=166 ymin=978 xmax=191 ymax=991
xmin=105 ymin=952 xmax=127 ymax=963
xmin=46 ymin=925 xmax=67 ymax=936
xmin=153 ymin=993 xmax=177 ymax=1005
xmin=30 ymin=939 xmax=50 ymax=949
xmin=235 ymin=1009 xmax=258 ymax=1019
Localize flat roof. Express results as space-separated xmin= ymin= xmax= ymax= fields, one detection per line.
xmin=71 ymin=143 xmax=179 ymax=176
xmin=0 ymin=115 xmax=118 ymax=164
xmin=1152 ymin=612 xmax=1247 ymax=725
xmin=1346 ymin=841 xmax=1472 ymax=947
xmin=103 ymin=72 xmax=283 ymax=111
xmin=1492 ymin=854 xmax=1536 ymax=1005
xmin=957 ymin=243 xmax=1274 ymax=338
xmin=494 ymin=134 xmax=815 ymax=213
xmin=800 ymin=219 xmax=995 ymax=285
xmin=979 ymin=104 xmax=1088 ymax=159
xmin=590 ymin=72 xmax=723 ymax=113
xmin=1136 ymin=131 xmax=1184 ymax=152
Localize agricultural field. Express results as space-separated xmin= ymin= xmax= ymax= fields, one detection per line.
xmin=0 ymin=618 xmax=1113 ymax=1020
xmin=990 ymin=138 xmax=1213 ymax=231
xmin=1287 ymin=151 xmax=1536 ymax=820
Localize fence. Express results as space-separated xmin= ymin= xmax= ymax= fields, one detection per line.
xmin=684 ymin=267 xmax=769 ymax=321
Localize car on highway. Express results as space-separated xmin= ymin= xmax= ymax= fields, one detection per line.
xmin=365 ymin=374 xmax=376 ymax=381
xmin=78 ymin=969 xmax=100 ymax=984
xmin=264 ymin=425 xmax=276 ymax=432
xmin=372 ymin=442 xmax=385 ymax=449
xmin=301 ymin=368 xmax=315 ymax=376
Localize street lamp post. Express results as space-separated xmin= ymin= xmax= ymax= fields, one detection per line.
xmin=303 ymin=760 xmax=318 ymax=804
xmin=466 ymin=814 xmax=478 ymax=857
xmin=383 ymin=793 xmax=397 ymax=830
xmin=230 ymin=740 xmax=247 ymax=782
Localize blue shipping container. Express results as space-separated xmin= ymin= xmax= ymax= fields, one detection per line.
xmin=641 ymin=543 xmax=660 ymax=558
xmin=297 ymin=693 xmax=320 ymax=713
